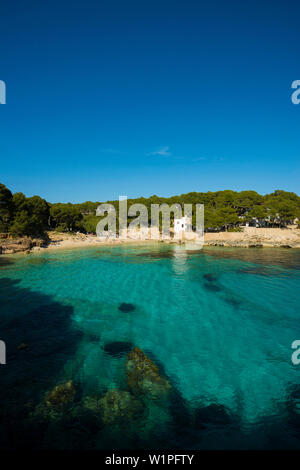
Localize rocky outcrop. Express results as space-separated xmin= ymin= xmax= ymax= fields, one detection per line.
xmin=0 ymin=236 xmax=48 ymax=254
xmin=98 ymin=389 xmax=143 ymax=424
xmin=30 ymin=349 xmax=172 ymax=430
xmin=32 ymin=237 xmax=47 ymax=248
xmin=0 ymin=237 xmax=33 ymax=254
xmin=126 ymin=347 xmax=171 ymax=399
xmin=44 ymin=380 xmax=76 ymax=410
xmin=31 ymin=380 xmax=76 ymax=422
xmin=204 ymin=227 xmax=300 ymax=248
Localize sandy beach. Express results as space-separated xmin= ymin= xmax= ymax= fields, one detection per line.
xmin=31 ymin=226 xmax=300 ymax=252
xmin=44 ymin=231 xmax=159 ymax=251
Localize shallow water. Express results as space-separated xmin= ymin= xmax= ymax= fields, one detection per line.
xmin=1 ymin=244 xmax=300 ymax=449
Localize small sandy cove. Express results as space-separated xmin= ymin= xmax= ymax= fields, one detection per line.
xmin=40 ymin=226 xmax=300 ymax=251
xmin=45 ymin=231 xmax=153 ymax=251
xmin=1 ymin=227 xmax=300 ymax=255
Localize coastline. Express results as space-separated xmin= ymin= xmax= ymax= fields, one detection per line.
xmin=1 ymin=226 xmax=300 ymax=255
xmin=204 ymin=226 xmax=300 ymax=248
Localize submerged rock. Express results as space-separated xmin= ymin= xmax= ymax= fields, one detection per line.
xmin=137 ymin=251 xmax=174 ymax=259
xmin=194 ymin=403 xmax=232 ymax=427
xmin=104 ymin=341 xmax=133 ymax=357
xmin=98 ymin=389 xmax=143 ymax=424
xmin=203 ymin=273 xmax=218 ymax=282
xmin=45 ymin=380 xmax=76 ymax=409
xmin=83 ymin=396 xmax=102 ymax=413
xmin=126 ymin=347 xmax=171 ymax=399
xmin=203 ymin=282 xmax=222 ymax=292
xmin=224 ymin=296 xmax=242 ymax=308
xmin=31 ymin=381 xmax=76 ymax=423
xmin=237 ymin=267 xmax=269 ymax=276
xmin=118 ymin=303 xmax=136 ymax=313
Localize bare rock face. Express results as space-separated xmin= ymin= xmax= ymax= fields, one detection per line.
xmin=45 ymin=380 xmax=76 ymax=410
xmin=0 ymin=236 xmax=47 ymax=254
xmin=98 ymin=389 xmax=143 ymax=424
xmin=126 ymin=347 xmax=171 ymax=399
xmin=31 ymin=237 xmax=47 ymax=248
xmin=0 ymin=237 xmax=33 ymax=254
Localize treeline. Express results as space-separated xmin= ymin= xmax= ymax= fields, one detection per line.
xmin=0 ymin=183 xmax=299 ymax=237
xmin=0 ymin=183 xmax=102 ymax=237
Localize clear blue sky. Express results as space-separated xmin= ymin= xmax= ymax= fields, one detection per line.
xmin=0 ymin=0 xmax=299 ymax=203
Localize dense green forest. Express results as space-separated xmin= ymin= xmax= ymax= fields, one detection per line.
xmin=0 ymin=182 xmax=299 ymax=237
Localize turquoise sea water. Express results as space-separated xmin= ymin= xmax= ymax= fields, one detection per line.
xmin=1 ymin=244 xmax=300 ymax=449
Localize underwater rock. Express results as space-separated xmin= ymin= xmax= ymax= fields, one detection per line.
xmin=203 ymin=282 xmax=222 ymax=292
xmin=32 ymin=402 xmax=62 ymax=423
xmin=168 ymin=388 xmax=193 ymax=428
xmin=286 ymin=385 xmax=300 ymax=427
xmin=126 ymin=347 xmax=171 ymax=399
xmin=104 ymin=341 xmax=133 ymax=357
xmin=83 ymin=396 xmax=102 ymax=413
xmin=98 ymin=389 xmax=143 ymax=425
xmin=237 ymin=267 xmax=269 ymax=276
xmin=138 ymin=251 xmax=174 ymax=259
xmin=118 ymin=302 xmax=136 ymax=313
xmin=45 ymin=380 xmax=76 ymax=410
xmin=203 ymin=273 xmax=218 ymax=282
xmin=194 ymin=403 xmax=232 ymax=427
xmin=224 ymin=296 xmax=241 ymax=308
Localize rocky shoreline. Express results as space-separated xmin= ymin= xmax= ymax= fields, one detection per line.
xmin=203 ymin=227 xmax=300 ymax=248
xmin=0 ymin=233 xmax=47 ymax=255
